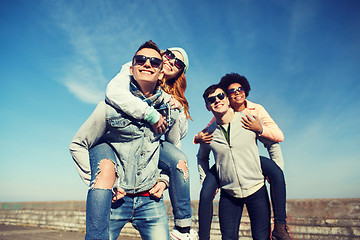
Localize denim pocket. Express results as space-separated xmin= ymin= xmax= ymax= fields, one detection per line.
xmin=108 ymin=117 xmax=132 ymax=128
xmin=107 ymin=117 xmax=136 ymax=141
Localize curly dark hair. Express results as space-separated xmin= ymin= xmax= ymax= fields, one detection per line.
xmin=218 ymin=73 xmax=251 ymax=97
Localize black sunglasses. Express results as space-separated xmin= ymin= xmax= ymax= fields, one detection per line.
xmin=164 ymin=50 xmax=186 ymax=70
xmin=133 ymin=55 xmax=163 ymax=69
xmin=207 ymin=92 xmax=225 ymax=104
xmin=228 ymin=87 xmax=245 ymax=95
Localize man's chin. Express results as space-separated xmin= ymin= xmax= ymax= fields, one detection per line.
xmin=136 ymin=76 xmax=159 ymax=83
xmin=213 ymin=105 xmax=228 ymax=113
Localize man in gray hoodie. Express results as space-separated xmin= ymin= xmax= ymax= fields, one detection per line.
xmin=197 ymin=84 xmax=271 ymax=240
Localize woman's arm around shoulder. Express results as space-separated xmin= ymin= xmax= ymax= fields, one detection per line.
xmin=105 ymin=61 xmax=161 ymax=124
xmin=246 ymin=100 xmax=284 ymax=142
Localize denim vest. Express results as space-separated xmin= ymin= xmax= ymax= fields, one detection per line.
xmin=101 ymin=94 xmax=178 ymax=194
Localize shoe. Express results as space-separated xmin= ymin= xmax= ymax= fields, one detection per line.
xmin=272 ymin=223 xmax=293 ymax=240
xmin=170 ymin=228 xmax=198 ymax=240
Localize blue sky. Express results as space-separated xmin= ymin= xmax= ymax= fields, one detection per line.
xmin=1 ymin=0 xmax=359 ymax=202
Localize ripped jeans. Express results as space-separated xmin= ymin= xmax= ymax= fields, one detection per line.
xmin=159 ymin=140 xmax=192 ymax=228
xmin=85 ymin=141 xmax=191 ymax=239
xmin=86 ymin=142 xmax=169 ymax=240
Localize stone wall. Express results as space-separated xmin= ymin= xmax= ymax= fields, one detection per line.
xmin=1 ymin=199 xmax=359 ymax=239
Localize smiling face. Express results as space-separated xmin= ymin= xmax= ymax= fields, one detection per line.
xmin=130 ymin=48 xmax=164 ymax=85
xmin=227 ymin=82 xmax=246 ymax=110
xmin=206 ymin=88 xmax=230 ymax=114
xmin=162 ymin=50 xmax=184 ymax=80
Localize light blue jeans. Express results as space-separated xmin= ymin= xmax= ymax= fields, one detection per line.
xmin=159 ymin=140 xmax=192 ymax=228
xmin=86 ymin=142 xmax=117 ymax=240
xmin=110 ymin=195 xmax=169 ymax=240
xmin=86 ymin=142 xmax=169 ymax=240
xmin=86 ymin=141 xmax=190 ymax=239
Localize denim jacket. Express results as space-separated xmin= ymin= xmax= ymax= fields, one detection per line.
xmin=106 ymin=61 xmax=188 ymax=146
xmin=70 ymin=83 xmax=180 ymax=193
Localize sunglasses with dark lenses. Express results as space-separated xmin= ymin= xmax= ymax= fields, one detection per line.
xmin=207 ymin=92 xmax=226 ymax=104
xmin=228 ymin=87 xmax=245 ymax=95
xmin=133 ymin=55 xmax=163 ymax=69
xmin=164 ymin=50 xmax=186 ymax=70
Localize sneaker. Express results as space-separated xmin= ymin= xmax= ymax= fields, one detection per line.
xmin=272 ymin=223 xmax=293 ymax=240
xmin=189 ymin=229 xmax=198 ymax=240
xmin=170 ymin=228 xmax=198 ymax=240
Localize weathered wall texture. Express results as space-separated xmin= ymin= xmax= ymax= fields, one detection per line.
xmin=1 ymin=198 xmax=359 ymax=240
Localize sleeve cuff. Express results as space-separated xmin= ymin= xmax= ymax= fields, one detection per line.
xmin=144 ymin=107 xmax=161 ymax=125
xmin=158 ymin=175 xmax=169 ymax=188
xmin=259 ymin=127 xmax=263 ymax=134
xmin=193 ymin=135 xmax=199 ymax=144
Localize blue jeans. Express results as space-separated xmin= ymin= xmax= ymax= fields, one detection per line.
xmin=219 ymin=186 xmax=271 ymax=240
xmin=110 ymin=195 xmax=169 ymax=240
xmin=198 ymin=156 xmax=286 ymax=240
xmin=86 ymin=142 xmax=117 ymax=240
xmin=159 ymin=141 xmax=192 ymax=228
xmin=260 ymin=156 xmax=287 ymax=224
xmin=198 ymin=165 xmax=218 ymax=240
xmin=86 ymin=141 xmax=190 ymax=239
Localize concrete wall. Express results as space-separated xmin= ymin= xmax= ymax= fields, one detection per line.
xmin=1 ymin=199 xmax=360 ymax=239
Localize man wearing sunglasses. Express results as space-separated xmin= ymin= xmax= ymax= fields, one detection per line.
xmin=104 ymin=46 xmax=197 ymax=239
xmin=106 ymin=47 xmax=188 ymax=136
xmin=197 ymin=84 xmax=273 ymax=240
xmin=196 ymin=73 xmax=291 ymax=240
xmin=70 ymin=41 xmax=181 ymax=240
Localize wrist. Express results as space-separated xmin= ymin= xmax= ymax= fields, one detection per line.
xmin=144 ymin=107 xmax=160 ymax=125
xmin=157 ymin=178 xmax=169 ymax=188
xmin=258 ymin=127 xmax=263 ymax=134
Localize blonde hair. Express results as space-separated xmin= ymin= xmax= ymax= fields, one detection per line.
xmin=160 ymin=72 xmax=192 ymax=120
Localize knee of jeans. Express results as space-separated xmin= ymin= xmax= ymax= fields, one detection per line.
xmin=266 ymin=166 xmax=284 ymax=183
xmin=176 ymin=159 xmax=189 ymax=180
xmin=90 ymin=159 xmax=117 ymax=189
xmin=200 ymin=187 xmax=215 ymax=201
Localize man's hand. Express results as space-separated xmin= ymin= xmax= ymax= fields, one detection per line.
xmin=151 ymin=115 xmax=168 ymax=134
xmin=112 ymin=187 xmax=126 ymax=202
xmin=241 ymin=115 xmax=263 ymax=133
xmin=195 ymin=129 xmax=214 ymax=144
xmin=149 ymin=181 xmax=166 ymax=199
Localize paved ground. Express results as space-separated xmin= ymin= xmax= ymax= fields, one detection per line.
xmin=0 ymin=224 xmax=140 ymax=240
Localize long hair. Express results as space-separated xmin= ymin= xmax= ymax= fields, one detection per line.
xmin=160 ymin=72 xmax=192 ymax=120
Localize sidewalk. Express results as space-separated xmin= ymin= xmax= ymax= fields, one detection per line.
xmin=0 ymin=224 xmax=140 ymax=240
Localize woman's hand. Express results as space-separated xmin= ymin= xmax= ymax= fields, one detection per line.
xmin=241 ymin=115 xmax=263 ymax=134
xmin=169 ymin=96 xmax=183 ymax=110
xmin=195 ymin=129 xmax=214 ymax=144
xmin=151 ymin=115 xmax=168 ymax=134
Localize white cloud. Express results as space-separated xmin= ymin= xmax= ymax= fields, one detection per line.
xmin=65 ymin=80 xmax=103 ymax=104
xmin=45 ymin=1 xmax=188 ymax=104
xmin=42 ymin=1 xmax=108 ymax=103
